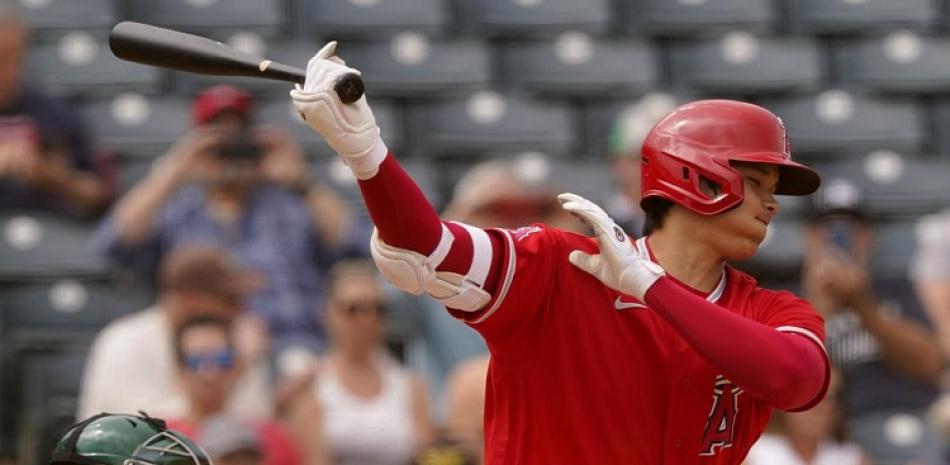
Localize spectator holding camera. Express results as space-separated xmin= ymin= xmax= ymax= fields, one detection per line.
xmin=0 ymin=1 xmax=112 ymax=218
xmin=801 ymin=178 xmax=943 ymax=465
xmin=95 ymin=85 xmax=351 ymax=344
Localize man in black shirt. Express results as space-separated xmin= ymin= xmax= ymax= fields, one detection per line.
xmin=802 ymin=177 xmax=944 ymax=465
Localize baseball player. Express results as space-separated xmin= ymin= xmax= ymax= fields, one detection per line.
xmin=49 ymin=412 xmax=211 ymax=465
xmin=290 ymin=42 xmax=830 ymax=465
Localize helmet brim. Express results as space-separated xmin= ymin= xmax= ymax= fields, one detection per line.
xmin=731 ymin=152 xmax=821 ymax=196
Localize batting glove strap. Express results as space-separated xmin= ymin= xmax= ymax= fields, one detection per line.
xmin=559 ymin=192 xmax=666 ymax=301
xmin=290 ymin=41 xmax=386 ymax=180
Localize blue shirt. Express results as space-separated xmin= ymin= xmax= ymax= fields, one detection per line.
xmin=95 ymin=183 xmax=338 ymax=342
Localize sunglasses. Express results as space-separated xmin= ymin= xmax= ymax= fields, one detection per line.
xmin=182 ymin=349 xmax=235 ymax=372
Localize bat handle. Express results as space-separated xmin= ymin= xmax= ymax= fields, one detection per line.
xmin=335 ymin=73 xmax=365 ymax=104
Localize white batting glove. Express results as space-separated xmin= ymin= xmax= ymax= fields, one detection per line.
xmin=558 ymin=193 xmax=666 ymax=301
xmin=290 ymin=41 xmax=387 ymax=179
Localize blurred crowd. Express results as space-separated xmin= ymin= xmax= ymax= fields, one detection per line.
xmin=3 ymin=2 xmax=950 ymax=465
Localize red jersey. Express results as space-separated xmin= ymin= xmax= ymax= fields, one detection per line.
xmin=449 ymin=224 xmax=827 ymax=465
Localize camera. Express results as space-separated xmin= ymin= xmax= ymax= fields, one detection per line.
xmin=215 ymin=129 xmax=262 ymax=162
xmin=824 ymin=218 xmax=856 ymax=254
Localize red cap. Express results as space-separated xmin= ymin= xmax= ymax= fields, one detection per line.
xmin=192 ymin=85 xmax=253 ymax=126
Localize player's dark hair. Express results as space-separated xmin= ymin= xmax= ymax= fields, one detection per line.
xmin=642 ymin=198 xmax=673 ymax=236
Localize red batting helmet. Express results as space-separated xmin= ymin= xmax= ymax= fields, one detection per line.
xmin=640 ymin=99 xmax=820 ymax=216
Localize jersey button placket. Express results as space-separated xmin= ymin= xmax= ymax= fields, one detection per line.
xmin=682 ymin=378 xmax=692 ymax=388
xmin=673 ymin=438 xmax=683 ymax=448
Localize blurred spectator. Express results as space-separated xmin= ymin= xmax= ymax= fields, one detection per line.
xmin=444 ymin=354 xmax=489 ymax=464
xmin=286 ymin=259 xmax=434 ymax=465
xmin=94 ymin=84 xmax=352 ymax=343
xmin=745 ymin=372 xmax=869 ymax=465
xmin=801 ymin=178 xmax=943 ymax=465
xmin=0 ymin=2 xmax=112 ymax=218
xmin=78 ymin=244 xmax=273 ymax=420
xmin=411 ymin=437 xmax=479 ymax=465
xmin=167 ymin=316 xmax=302 ymax=465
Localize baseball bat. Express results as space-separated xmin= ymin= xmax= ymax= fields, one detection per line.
xmin=108 ymin=21 xmax=364 ymax=104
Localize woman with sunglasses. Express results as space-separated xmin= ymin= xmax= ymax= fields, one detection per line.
xmin=167 ymin=315 xmax=304 ymax=465
xmin=284 ymin=259 xmax=435 ymax=465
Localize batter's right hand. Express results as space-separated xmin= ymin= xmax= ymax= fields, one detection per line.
xmin=290 ymin=41 xmax=387 ymax=180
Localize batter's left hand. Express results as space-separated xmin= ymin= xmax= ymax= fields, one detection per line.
xmin=558 ymin=193 xmax=666 ymax=301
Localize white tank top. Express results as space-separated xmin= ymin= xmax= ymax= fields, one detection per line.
xmin=316 ymin=353 xmax=417 ymax=465
xmin=745 ymin=434 xmax=863 ymax=465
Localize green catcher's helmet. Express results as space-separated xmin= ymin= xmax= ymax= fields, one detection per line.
xmin=50 ymin=412 xmax=212 ymax=465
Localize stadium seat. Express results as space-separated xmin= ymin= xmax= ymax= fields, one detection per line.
xmin=172 ymin=39 xmax=316 ymax=95
xmin=0 ymin=213 xmax=112 ymax=281
xmin=835 ymin=32 xmax=950 ymax=93
xmin=2 ymin=279 xmax=150 ymax=349
xmin=25 ymin=31 xmax=162 ymax=98
xmin=256 ymin=97 xmax=402 ymax=159
xmin=81 ymin=94 xmax=190 ymax=159
xmin=344 ymin=36 xmax=492 ymax=98
xmin=813 ymin=154 xmax=950 ymax=217
xmin=582 ymin=91 xmax=685 ymax=159
xmin=16 ymin=351 xmax=87 ymax=465
xmin=625 ymin=0 xmax=776 ymax=36
xmin=18 ymin=0 xmax=116 ymax=35
xmin=761 ymin=90 xmax=925 ymax=156
xmin=459 ymin=0 xmax=611 ymax=38
xmin=669 ymin=33 xmax=822 ymax=96
xmin=129 ymin=0 xmax=284 ymax=37
xmin=872 ymin=219 xmax=918 ymax=278
xmin=787 ymin=0 xmax=940 ymax=35
xmin=407 ymin=90 xmax=576 ymax=159
xmin=305 ymin=0 xmax=449 ymax=38
xmin=501 ymin=34 xmax=658 ymax=98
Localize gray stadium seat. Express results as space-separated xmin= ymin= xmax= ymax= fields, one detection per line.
xmin=873 ymin=219 xmax=919 ymax=278
xmin=16 ymin=351 xmax=87 ymax=465
xmin=345 ymin=37 xmax=492 ymax=98
xmin=669 ymin=34 xmax=822 ymax=95
xmin=408 ymin=91 xmax=576 ymax=158
xmin=306 ymin=0 xmax=449 ymax=38
xmin=129 ymin=0 xmax=284 ymax=37
xmin=0 ymin=213 xmax=112 ymax=280
xmin=81 ymin=94 xmax=190 ymax=159
xmin=813 ymin=155 xmax=950 ymax=217
xmin=501 ymin=35 xmax=658 ymax=98
xmin=787 ymin=0 xmax=939 ymax=35
xmin=835 ymin=32 xmax=950 ymax=93
xmin=256 ymin=97 xmax=402 ymax=159
xmin=2 ymin=279 xmax=150 ymax=348
xmin=625 ymin=0 xmax=775 ymax=36
xmin=762 ymin=91 xmax=925 ymax=156
xmin=25 ymin=31 xmax=162 ymax=98
xmin=172 ymin=40 xmax=315 ymax=95
xmin=460 ymin=0 xmax=611 ymax=38
xmin=18 ymin=0 xmax=116 ymax=35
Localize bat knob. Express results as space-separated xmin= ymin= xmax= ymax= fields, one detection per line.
xmin=334 ymin=73 xmax=365 ymax=104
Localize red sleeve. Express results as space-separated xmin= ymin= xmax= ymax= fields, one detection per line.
xmin=643 ymin=278 xmax=830 ymax=412
xmin=448 ymin=225 xmax=563 ymax=349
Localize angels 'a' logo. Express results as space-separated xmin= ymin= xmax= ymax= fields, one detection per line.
xmin=699 ymin=375 xmax=743 ymax=456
